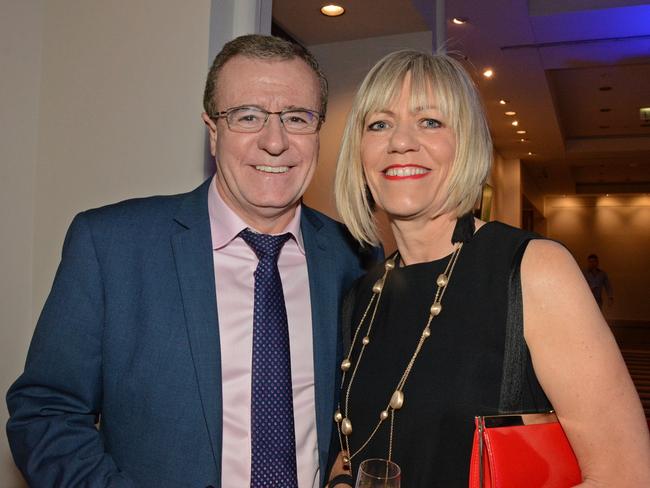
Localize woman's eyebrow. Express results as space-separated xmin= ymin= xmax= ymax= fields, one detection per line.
xmin=367 ymin=105 xmax=441 ymax=116
xmin=368 ymin=109 xmax=396 ymax=117
xmin=412 ymin=104 xmax=440 ymax=112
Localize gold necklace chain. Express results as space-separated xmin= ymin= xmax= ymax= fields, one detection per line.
xmin=334 ymin=242 xmax=464 ymax=471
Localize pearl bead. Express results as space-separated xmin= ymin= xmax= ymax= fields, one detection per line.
xmin=380 ymin=410 xmax=389 ymax=420
xmin=436 ymin=273 xmax=449 ymax=287
xmin=390 ymin=390 xmax=404 ymax=410
xmin=430 ymin=302 xmax=442 ymax=316
xmin=422 ymin=327 xmax=431 ymax=338
xmin=341 ymin=418 xmax=353 ymax=435
xmin=372 ymin=279 xmax=384 ymax=294
xmin=341 ymin=358 xmax=351 ymax=371
xmin=362 ymin=336 xmax=370 ymax=345
xmin=385 ymin=259 xmax=396 ymax=270
xmin=334 ymin=410 xmax=343 ymax=423
xmin=342 ymin=455 xmax=351 ymax=466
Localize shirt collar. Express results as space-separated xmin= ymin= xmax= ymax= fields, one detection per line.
xmin=207 ymin=175 xmax=305 ymax=254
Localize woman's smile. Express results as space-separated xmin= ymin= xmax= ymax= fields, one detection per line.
xmin=382 ymin=164 xmax=431 ymax=180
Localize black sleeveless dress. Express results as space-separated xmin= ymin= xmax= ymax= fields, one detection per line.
xmin=337 ymin=221 xmax=551 ymax=487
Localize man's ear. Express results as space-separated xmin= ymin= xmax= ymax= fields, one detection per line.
xmin=202 ymin=112 xmax=218 ymax=157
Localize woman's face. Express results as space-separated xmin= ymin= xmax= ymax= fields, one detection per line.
xmin=361 ymin=73 xmax=456 ymax=222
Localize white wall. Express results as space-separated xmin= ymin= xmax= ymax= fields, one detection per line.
xmin=1 ymin=2 xmax=43 ymax=485
xmin=31 ymin=0 xmax=213 ymax=312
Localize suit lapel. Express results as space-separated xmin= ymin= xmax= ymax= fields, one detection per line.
xmin=171 ymin=179 xmax=222 ymax=477
xmin=301 ymin=207 xmax=339 ymax=477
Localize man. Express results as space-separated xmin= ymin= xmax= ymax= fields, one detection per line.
xmin=584 ymin=253 xmax=613 ymax=309
xmin=7 ymin=35 xmax=375 ymax=488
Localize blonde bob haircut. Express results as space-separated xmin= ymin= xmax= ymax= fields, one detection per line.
xmin=335 ymin=50 xmax=493 ymax=246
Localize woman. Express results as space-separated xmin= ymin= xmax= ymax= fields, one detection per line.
xmin=326 ymin=50 xmax=650 ymax=487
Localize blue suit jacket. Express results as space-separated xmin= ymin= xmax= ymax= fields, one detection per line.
xmin=7 ymin=179 xmax=375 ymax=487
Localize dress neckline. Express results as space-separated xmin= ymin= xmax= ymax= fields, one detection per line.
xmin=393 ymin=220 xmax=494 ymax=269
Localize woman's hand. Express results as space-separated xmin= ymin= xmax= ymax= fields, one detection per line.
xmin=326 ymin=451 xmax=353 ymax=487
xmin=521 ymin=240 xmax=650 ymax=487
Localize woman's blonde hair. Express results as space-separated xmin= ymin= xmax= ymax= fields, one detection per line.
xmin=335 ymin=50 xmax=493 ymax=245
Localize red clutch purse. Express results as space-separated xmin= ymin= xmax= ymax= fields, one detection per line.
xmin=469 ymin=413 xmax=581 ymax=488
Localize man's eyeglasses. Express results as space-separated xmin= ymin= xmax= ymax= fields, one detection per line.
xmin=212 ymin=106 xmax=324 ymax=134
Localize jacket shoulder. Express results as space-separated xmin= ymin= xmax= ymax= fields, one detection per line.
xmin=69 ymin=179 xmax=210 ymax=254
xmin=301 ymin=205 xmax=382 ymax=271
xmin=82 ymin=183 xmax=203 ymax=225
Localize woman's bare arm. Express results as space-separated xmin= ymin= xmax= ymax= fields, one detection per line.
xmin=521 ymin=240 xmax=650 ymax=487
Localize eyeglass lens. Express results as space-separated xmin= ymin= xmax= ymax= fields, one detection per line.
xmin=226 ymin=107 xmax=319 ymax=133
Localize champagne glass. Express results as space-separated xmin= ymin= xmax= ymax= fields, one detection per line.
xmin=355 ymin=458 xmax=401 ymax=488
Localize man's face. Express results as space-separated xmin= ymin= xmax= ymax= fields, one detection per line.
xmin=588 ymin=257 xmax=599 ymax=271
xmin=202 ymin=55 xmax=321 ymax=233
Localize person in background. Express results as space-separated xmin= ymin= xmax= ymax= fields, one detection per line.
xmin=584 ymin=253 xmax=614 ymax=310
xmin=326 ymin=49 xmax=650 ymax=487
xmin=7 ymin=34 xmax=376 ymax=488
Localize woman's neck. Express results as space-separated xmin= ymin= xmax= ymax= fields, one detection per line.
xmin=390 ymin=212 xmax=459 ymax=265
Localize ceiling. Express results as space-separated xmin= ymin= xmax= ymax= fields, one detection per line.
xmin=272 ymin=0 xmax=650 ymax=197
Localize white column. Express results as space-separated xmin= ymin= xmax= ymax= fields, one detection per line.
xmin=209 ymin=0 xmax=273 ymax=60
xmin=435 ymin=0 xmax=446 ymax=53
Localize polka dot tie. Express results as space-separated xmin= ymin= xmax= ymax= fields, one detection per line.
xmin=239 ymin=229 xmax=298 ymax=488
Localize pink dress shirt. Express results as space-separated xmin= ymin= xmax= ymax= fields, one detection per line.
xmin=208 ymin=178 xmax=319 ymax=488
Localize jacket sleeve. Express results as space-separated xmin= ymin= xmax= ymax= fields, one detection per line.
xmin=6 ymin=212 xmax=136 ymax=487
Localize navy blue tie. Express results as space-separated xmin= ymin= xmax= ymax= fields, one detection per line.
xmin=240 ymin=229 xmax=298 ymax=488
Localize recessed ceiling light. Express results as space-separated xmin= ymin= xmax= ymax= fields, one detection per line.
xmin=320 ymin=4 xmax=345 ymax=16
xmin=516 ymin=130 xmax=527 ymax=134
xmin=452 ymin=17 xmax=468 ymax=25
xmin=511 ymin=120 xmax=519 ymax=127
xmin=499 ymin=99 xmax=508 ymax=105
xmin=505 ymin=111 xmax=516 ymax=116
xmin=483 ymin=68 xmax=494 ymax=78
xmin=528 ymin=152 xmax=534 ymax=156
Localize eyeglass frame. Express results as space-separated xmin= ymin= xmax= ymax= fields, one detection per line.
xmin=210 ymin=105 xmax=325 ymax=134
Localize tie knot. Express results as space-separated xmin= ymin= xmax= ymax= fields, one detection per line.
xmin=240 ymin=228 xmax=292 ymax=261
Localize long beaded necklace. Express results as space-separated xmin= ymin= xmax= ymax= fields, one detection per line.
xmin=333 ymin=241 xmax=464 ymax=471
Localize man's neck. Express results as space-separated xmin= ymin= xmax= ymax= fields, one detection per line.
xmin=216 ymin=180 xmax=300 ymax=234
